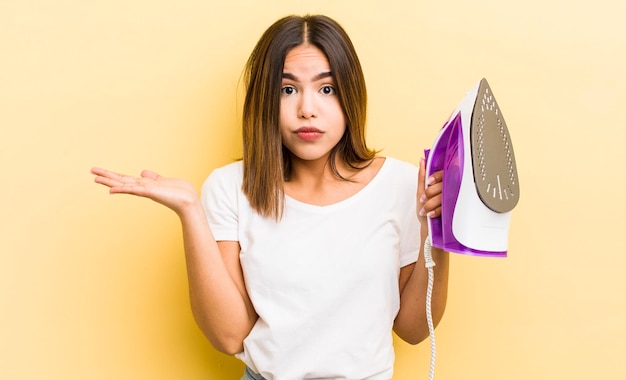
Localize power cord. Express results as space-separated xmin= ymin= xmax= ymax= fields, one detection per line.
xmin=423 ymin=236 xmax=436 ymax=380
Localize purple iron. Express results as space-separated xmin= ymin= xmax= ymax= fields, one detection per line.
xmin=425 ymin=78 xmax=519 ymax=257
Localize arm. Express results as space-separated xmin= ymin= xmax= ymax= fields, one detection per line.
xmin=178 ymin=202 xmax=257 ymax=354
xmin=393 ymin=159 xmax=450 ymax=345
xmin=91 ymin=168 xmax=257 ymax=354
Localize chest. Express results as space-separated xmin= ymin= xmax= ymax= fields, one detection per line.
xmin=239 ymin=199 xmax=403 ymax=299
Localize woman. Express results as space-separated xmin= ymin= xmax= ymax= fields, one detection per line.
xmin=92 ymin=14 xmax=448 ymax=380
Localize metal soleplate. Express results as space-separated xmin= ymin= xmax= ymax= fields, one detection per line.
xmin=470 ymin=78 xmax=520 ymax=213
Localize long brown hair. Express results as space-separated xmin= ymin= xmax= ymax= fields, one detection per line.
xmin=242 ymin=15 xmax=376 ymax=220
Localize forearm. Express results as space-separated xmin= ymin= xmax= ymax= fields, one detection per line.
xmin=91 ymin=167 xmax=254 ymax=352
xmin=177 ymin=201 xmax=255 ymax=354
xmin=394 ymin=233 xmax=449 ymax=345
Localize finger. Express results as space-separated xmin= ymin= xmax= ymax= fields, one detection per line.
xmin=92 ymin=167 xmax=118 ymax=184
xmin=91 ymin=167 xmax=123 ymax=179
xmin=423 ymin=193 xmax=443 ymax=218
xmin=417 ymin=158 xmax=426 ymax=200
xmin=108 ymin=182 xmax=150 ymax=196
xmin=92 ymin=168 xmax=147 ymax=194
xmin=93 ymin=175 xmax=120 ymax=188
xmin=426 ymin=169 xmax=443 ymax=187
xmin=140 ymin=170 xmax=161 ymax=180
xmin=90 ymin=167 xmax=106 ymax=176
xmin=91 ymin=167 xmax=137 ymax=184
xmin=425 ymin=206 xmax=442 ymax=218
xmin=424 ymin=181 xmax=442 ymax=198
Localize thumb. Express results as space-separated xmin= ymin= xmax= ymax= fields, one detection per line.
xmin=418 ymin=158 xmax=426 ymax=197
xmin=140 ymin=170 xmax=161 ymax=180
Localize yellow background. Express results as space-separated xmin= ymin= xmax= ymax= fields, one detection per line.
xmin=2 ymin=0 xmax=625 ymax=379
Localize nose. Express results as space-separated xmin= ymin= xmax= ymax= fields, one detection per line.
xmin=298 ymin=91 xmax=317 ymax=119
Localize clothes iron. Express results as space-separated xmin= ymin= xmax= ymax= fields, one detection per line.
xmin=424 ymin=78 xmax=519 ymax=257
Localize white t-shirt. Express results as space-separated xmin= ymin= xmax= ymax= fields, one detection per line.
xmin=201 ymin=157 xmax=421 ymax=380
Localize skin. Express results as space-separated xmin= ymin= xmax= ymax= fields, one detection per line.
xmin=396 ymin=158 xmax=449 ymax=344
xmin=91 ymin=43 xmax=448 ymax=354
xmin=280 ymin=45 xmax=346 ymax=164
xmin=280 ymin=45 xmax=377 ymax=205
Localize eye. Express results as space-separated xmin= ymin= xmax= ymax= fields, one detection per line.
xmin=320 ymin=85 xmax=336 ymax=95
xmin=281 ymin=85 xmax=296 ymax=95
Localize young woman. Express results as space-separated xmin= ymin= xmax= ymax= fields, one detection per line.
xmin=92 ymin=14 xmax=449 ymax=380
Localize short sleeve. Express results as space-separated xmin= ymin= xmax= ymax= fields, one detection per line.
xmin=399 ymin=202 xmax=421 ymax=267
xmin=200 ymin=162 xmax=243 ymax=242
xmin=397 ymin=162 xmax=421 ymax=268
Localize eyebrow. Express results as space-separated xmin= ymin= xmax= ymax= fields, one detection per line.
xmin=282 ymin=71 xmax=333 ymax=82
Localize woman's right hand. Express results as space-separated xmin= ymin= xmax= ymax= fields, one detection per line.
xmin=92 ymin=166 xmax=256 ymax=353
xmin=91 ymin=167 xmax=200 ymax=216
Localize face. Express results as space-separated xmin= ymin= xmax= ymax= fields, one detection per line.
xmin=279 ymin=44 xmax=346 ymax=164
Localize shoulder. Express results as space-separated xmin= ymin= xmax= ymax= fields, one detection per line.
xmin=210 ymin=160 xmax=243 ymax=178
xmin=206 ymin=160 xmax=243 ymax=183
xmin=383 ymin=156 xmax=418 ymax=171
xmin=361 ymin=157 xmax=418 ymax=203
xmin=380 ymin=157 xmax=418 ymax=183
xmin=201 ymin=161 xmax=243 ymax=196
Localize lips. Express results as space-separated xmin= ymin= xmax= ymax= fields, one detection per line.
xmin=295 ymin=127 xmax=323 ymax=141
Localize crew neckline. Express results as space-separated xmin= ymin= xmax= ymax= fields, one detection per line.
xmin=284 ymin=157 xmax=393 ymax=211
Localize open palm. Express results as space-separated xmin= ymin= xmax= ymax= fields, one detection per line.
xmin=91 ymin=167 xmax=199 ymax=215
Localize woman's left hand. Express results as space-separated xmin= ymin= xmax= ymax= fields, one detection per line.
xmin=417 ymin=158 xmax=443 ymax=224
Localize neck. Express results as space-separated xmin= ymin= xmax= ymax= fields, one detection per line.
xmin=283 ymin=155 xmax=383 ymax=207
xmin=287 ymin=154 xmax=355 ymax=184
